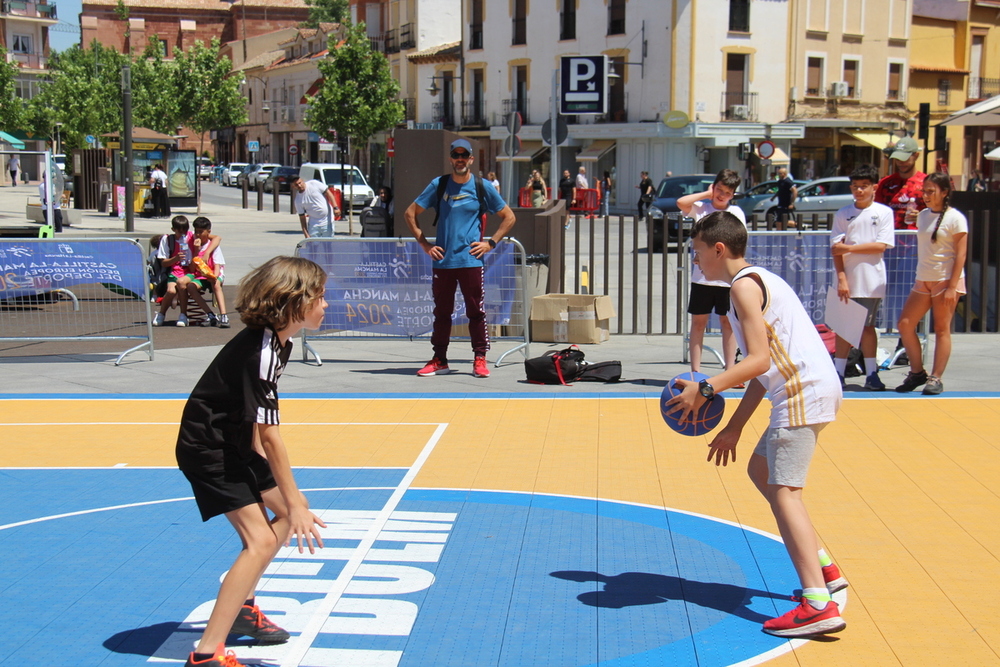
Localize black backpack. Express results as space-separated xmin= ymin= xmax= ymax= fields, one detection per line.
xmin=525 ymin=346 xmax=622 ymax=385
xmin=432 ymin=174 xmax=488 ymax=234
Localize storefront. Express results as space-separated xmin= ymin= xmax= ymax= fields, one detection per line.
xmin=103 ymin=128 xmax=197 ymax=210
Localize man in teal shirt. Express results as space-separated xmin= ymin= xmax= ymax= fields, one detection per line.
xmin=404 ymin=139 xmax=516 ymax=378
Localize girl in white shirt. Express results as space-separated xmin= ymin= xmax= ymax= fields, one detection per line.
xmin=895 ymin=172 xmax=968 ymax=395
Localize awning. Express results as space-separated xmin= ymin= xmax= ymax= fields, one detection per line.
xmin=941 ymin=94 xmax=1000 ymax=127
xmin=0 ymin=131 xmax=25 ymax=149
xmin=576 ymin=140 xmax=615 ymax=162
xmin=768 ymin=146 xmax=790 ymax=165
xmin=986 ymin=146 xmax=1000 ymax=161
xmin=497 ymin=140 xmax=549 ymax=162
xmin=843 ymin=131 xmax=893 ymax=151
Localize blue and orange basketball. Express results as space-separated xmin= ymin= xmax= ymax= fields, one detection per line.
xmin=660 ymin=371 xmax=726 ymax=436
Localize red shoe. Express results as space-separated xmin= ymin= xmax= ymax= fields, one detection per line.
xmin=185 ymin=643 xmax=245 ymax=666
xmin=473 ymin=356 xmax=490 ymax=378
xmin=229 ymin=603 xmax=290 ymax=644
xmin=823 ymin=563 xmax=848 ymax=593
xmin=417 ymin=357 xmax=451 ymax=377
xmin=762 ymin=599 xmax=846 ymax=637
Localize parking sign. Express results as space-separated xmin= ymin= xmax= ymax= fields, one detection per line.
xmin=560 ymin=55 xmax=608 ymax=115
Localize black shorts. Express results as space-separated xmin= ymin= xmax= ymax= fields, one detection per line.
xmin=177 ymin=443 xmax=277 ymax=522
xmin=687 ymin=282 xmax=732 ymax=316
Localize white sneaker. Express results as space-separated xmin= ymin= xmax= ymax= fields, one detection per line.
xmin=219 ymin=314 xmax=230 ymax=328
xmin=176 ymin=313 xmax=189 ymax=327
xmin=152 ymin=313 xmax=164 ymax=326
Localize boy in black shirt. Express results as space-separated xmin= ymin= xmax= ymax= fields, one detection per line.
xmin=176 ymin=256 xmax=329 ymax=667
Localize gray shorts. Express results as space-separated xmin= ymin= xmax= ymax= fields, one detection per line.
xmin=752 ymin=423 xmax=827 ymax=488
xmin=851 ymin=297 xmax=881 ymax=327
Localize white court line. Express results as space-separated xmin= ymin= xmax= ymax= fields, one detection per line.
xmin=0 ymin=422 xmax=445 ymax=426
xmin=279 ymin=422 xmax=449 ymax=667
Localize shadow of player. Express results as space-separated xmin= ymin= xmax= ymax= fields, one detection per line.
xmin=551 ymin=570 xmax=787 ymax=624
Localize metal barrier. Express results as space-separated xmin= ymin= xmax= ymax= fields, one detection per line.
xmin=518 ymin=187 xmax=552 ymax=208
xmin=294 ymin=237 xmax=530 ymax=366
xmin=0 ymin=237 xmax=154 ymax=364
xmin=568 ymin=188 xmax=600 ymax=215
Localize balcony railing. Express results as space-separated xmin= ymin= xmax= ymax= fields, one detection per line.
xmin=2 ymin=0 xmax=56 ymax=19
xmin=720 ymin=91 xmax=759 ymax=121
xmin=969 ymin=77 xmax=1000 ymax=101
xmin=502 ymin=97 xmax=529 ymax=125
xmin=431 ymin=102 xmax=454 ymax=127
xmin=385 ymin=29 xmax=399 ymax=54
xmin=368 ymin=33 xmax=387 ymax=53
xmin=595 ymin=92 xmax=628 ymax=124
xmin=7 ymin=51 xmax=48 ymax=70
xmin=469 ymin=25 xmax=483 ymax=50
xmin=399 ymin=23 xmax=415 ymax=50
xmin=402 ymin=97 xmax=416 ymax=122
xmin=461 ymin=100 xmax=488 ymax=127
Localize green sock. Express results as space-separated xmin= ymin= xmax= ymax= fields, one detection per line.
xmin=802 ymin=587 xmax=832 ymax=610
xmin=818 ymin=549 xmax=832 ymax=567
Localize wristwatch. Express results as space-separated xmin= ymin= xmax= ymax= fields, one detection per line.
xmin=486 ymin=238 xmax=497 ymax=248
xmin=698 ymin=379 xmax=715 ymax=401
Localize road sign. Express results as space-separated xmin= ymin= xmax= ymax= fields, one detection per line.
xmin=248 ymin=140 xmax=260 ymax=153
xmin=85 ymin=134 xmax=95 ymax=145
xmin=288 ymin=144 xmax=299 ymax=156
xmin=560 ymin=55 xmax=609 ymax=115
xmin=541 ymin=117 xmax=569 ymax=146
xmin=756 ymin=140 xmax=776 ymax=160
xmin=503 ymin=135 xmax=521 ymax=157
xmin=387 ymin=136 xmax=395 ymax=158
xmin=506 ymin=111 xmax=522 ymax=135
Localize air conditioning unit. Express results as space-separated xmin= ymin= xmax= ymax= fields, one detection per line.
xmin=729 ymin=104 xmax=750 ymax=120
xmin=830 ymin=81 xmax=849 ymax=98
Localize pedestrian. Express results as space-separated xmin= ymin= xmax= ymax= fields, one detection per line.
xmin=8 ymin=153 xmax=19 ymax=187
xmin=38 ymin=170 xmax=63 ymax=233
xmin=967 ymin=169 xmax=985 ymax=193
xmin=768 ymin=167 xmax=797 ymax=227
xmin=875 ymin=136 xmax=925 ymax=230
xmin=176 ymin=256 xmax=329 ymax=667
xmin=558 ymin=169 xmax=575 ymax=205
xmin=637 ymin=171 xmax=654 ymax=219
xmin=149 ymin=164 xmax=170 ymax=218
xmin=829 ymin=164 xmax=895 ymax=390
xmin=403 ymin=138 xmax=516 ymax=379
xmin=527 ymin=169 xmax=547 ymax=207
xmin=293 ymin=176 xmax=341 ymax=238
xmin=667 ymin=210 xmax=847 ymax=639
xmin=599 ymin=170 xmax=612 ymax=216
xmin=487 ymin=171 xmax=500 ymax=192
xmin=895 ymin=172 xmax=968 ymax=395
xmin=575 ymin=166 xmax=589 ymax=189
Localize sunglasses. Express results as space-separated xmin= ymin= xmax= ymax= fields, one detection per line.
xmin=450 ymin=151 xmax=471 ymax=159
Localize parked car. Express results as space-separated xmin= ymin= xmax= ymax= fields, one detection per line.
xmin=646 ymin=173 xmax=715 ymax=251
xmin=197 ymin=157 xmax=213 ymax=180
xmin=734 ymin=178 xmax=807 ymax=219
xmin=264 ymin=166 xmax=300 ymax=193
xmin=53 ymin=154 xmax=67 ymax=174
xmin=235 ymin=163 xmax=261 ymax=189
xmin=751 ymin=176 xmax=853 ymax=223
xmin=298 ymin=163 xmax=375 ymax=208
xmin=222 ymin=162 xmax=249 ymax=187
xmin=249 ymin=163 xmax=281 ymax=188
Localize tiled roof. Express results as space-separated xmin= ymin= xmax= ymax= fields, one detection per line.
xmin=235 ymin=49 xmax=285 ymax=71
xmin=406 ymin=40 xmax=460 ymax=63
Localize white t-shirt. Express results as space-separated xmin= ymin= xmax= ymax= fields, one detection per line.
xmin=915 ymin=207 xmax=968 ymax=282
xmin=576 ymin=173 xmax=589 ymax=189
xmin=38 ymin=182 xmax=61 ymax=209
xmin=150 ymin=169 xmax=167 ymax=188
xmin=689 ymin=200 xmax=747 ymax=287
xmin=9 ymin=156 xmax=19 ymax=171
xmin=830 ymin=201 xmax=894 ymax=298
xmin=296 ymin=179 xmax=335 ymax=237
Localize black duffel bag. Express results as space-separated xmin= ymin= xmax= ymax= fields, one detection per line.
xmin=525 ymin=346 xmax=621 ymax=385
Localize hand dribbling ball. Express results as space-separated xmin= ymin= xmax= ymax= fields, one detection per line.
xmin=660 ymin=371 xmax=726 ymax=436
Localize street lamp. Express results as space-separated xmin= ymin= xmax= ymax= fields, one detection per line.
xmin=241 ymin=74 xmax=271 ymax=112
xmin=426 ymin=74 xmax=460 ymax=97
xmin=54 ymin=122 xmax=62 ymax=155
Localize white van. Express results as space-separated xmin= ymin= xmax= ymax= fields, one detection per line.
xmin=298 ymin=163 xmax=375 ymax=208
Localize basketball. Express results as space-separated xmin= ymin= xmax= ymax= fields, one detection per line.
xmin=660 ymin=371 xmax=726 ymax=436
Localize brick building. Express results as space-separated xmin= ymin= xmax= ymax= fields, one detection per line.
xmin=80 ymin=0 xmax=310 ymax=55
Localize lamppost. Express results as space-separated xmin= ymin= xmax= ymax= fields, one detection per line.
xmin=241 ymin=74 xmax=271 ymax=123
xmin=54 ymin=122 xmax=63 ymax=155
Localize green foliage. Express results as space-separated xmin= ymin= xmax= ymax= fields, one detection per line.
xmin=130 ymin=37 xmax=181 ymax=135
xmin=302 ymin=0 xmax=348 ymax=28
xmin=0 ymin=46 xmax=25 ymax=131
xmin=305 ymin=22 xmax=403 ymax=144
xmin=172 ymin=38 xmax=246 ymax=150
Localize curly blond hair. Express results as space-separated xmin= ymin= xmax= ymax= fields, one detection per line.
xmin=235 ymin=256 xmax=327 ymax=331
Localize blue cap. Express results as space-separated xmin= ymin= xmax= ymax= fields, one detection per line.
xmin=450 ymin=138 xmax=473 ymax=153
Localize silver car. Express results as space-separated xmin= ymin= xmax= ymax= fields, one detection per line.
xmin=222 ymin=162 xmax=249 ymax=187
xmin=752 ymin=176 xmax=853 ymax=223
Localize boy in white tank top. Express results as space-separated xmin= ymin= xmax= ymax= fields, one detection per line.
xmin=666 ymin=210 xmax=847 ymax=638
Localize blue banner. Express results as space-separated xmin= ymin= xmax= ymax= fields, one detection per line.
xmin=0 ymin=239 xmax=147 ymax=302
xmin=297 ymin=239 xmax=517 ymax=336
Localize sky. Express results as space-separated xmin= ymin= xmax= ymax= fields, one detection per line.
xmin=50 ymin=0 xmax=83 ymax=53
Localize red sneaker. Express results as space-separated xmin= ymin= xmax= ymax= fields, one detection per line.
xmin=185 ymin=644 xmax=245 ymax=666
xmin=229 ymin=603 xmax=290 ymax=644
xmin=762 ymin=599 xmax=846 ymax=637
xmin=823 ymin=563 xmax=848 ymax=594
xmin=417 ymin=357 xmax=451 ymax=377
xmin=473 ymin=356 xmax=490 ymax=378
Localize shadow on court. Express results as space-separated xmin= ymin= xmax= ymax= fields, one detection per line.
xmin=103 ymin=622 xmax=184 ymax=657
xmin=551 ymin=570 xmax=787 ymax=624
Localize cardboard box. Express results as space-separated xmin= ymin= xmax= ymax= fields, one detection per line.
xmin=530 ymin=294 xmax=616 ymax=344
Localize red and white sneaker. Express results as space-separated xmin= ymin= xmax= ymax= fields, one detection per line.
xmin=229 ymin=603 xmax=290 ymax=644
xmin=762 ymin=599 xmax=846 ymax=637
xmin=473 ymin=356 xmax=490 ymax=378
xmin=823 ymin=563 xmax=848 ymax=594
xmin=417 ymin=357 xmax=451 ymax=377
xmin=184 ymin=643 xmax=246 ymax=666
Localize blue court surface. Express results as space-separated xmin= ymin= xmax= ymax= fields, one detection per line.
xmin=0 ymin=466 xmax=834 ymax=666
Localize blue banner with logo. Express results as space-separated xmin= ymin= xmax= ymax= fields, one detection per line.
xmin=0 ymin=239 xmax=146 ymax=302
xmin=297 ymin=239 xmax=517 ymax=336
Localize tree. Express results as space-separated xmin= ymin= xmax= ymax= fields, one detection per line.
xmin=130 ymin=38 xmax=181 ymax=135
xmin=173 ymin=38 xmax=246 ymax=159
xmin=0 ymin=46 xmax=25 ymax=131
xmin=302 ymin=0 xmax=348 ymax=28
xmin=305 ymin=21 xmax=403 ymax=148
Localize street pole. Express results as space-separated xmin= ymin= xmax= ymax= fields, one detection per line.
xmin=122 ymin=64 xmax=134 ymax=233
xmin=550 ymin=68 xmax=560 ymax=198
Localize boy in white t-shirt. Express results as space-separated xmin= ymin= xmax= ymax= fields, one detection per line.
xmin=830 ymin=164 xmax=895 ymax=390
xmin=678 ymin=169 xmax=747 ymax=378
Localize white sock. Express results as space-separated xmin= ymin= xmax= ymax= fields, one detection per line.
xmin=802 ymin=587 xmax=831 ymax=610
xmin=865 ymin=358 xmax=877 ymax=375
xmin=834 ymin=358 xmax=847 ymax=377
